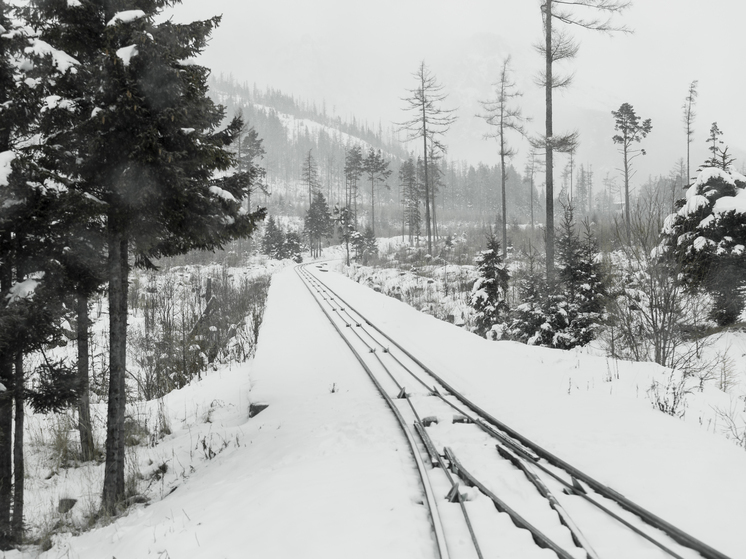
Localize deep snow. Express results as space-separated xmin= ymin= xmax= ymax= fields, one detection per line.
xmin=4 ymin=260 xmax=745 ymax=559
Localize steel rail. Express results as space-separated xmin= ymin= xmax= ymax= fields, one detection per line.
xmin=303 ymin=263 xmax=733 ymax=559
xmin=295 ymin=265 xmax=452 ymax=559
xmin=300 ymin=265 xmax=578 ymax=559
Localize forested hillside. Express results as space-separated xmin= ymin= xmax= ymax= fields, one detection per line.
xmin=209 ymin=76 xmax=681 ymax=241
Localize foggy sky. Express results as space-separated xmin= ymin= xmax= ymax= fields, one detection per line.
xmin=169 ymin=0 xmax=746 ymax=183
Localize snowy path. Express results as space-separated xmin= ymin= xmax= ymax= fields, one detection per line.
xmin=21 ymin=261 xmax=746 ymax=559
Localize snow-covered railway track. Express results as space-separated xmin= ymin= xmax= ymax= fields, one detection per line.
xmin=296 ymin=263 xmax=732 ymax=559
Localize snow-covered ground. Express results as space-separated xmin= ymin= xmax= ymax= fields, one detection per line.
xmin=6 ymin=257 xmax=745 ymax=559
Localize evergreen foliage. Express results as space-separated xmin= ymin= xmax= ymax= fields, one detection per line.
xmin=507 ymin=206 xmax=606 ymax=348
xmin=612 ymin=102 xmax=652 ymax=242
xmin=362 ymin=147 xmax=391 ymax=235
xmin=351 ymin=227 xmax=377 ymax=264
xmin=399 ymin=158 xmax=421 ymax=242
xmin=301 ymin=149 xmax=321 ymax=207
xmin=659 ymin=160 xmax=746 ymax=326
xmin=469 ymin=233 xmax=510 ymax=338
xmin=344 ymin=146 xmax=364 ymax=224
xmin=12 ymin=0 xmax=267 ymax=514
xmin=334 ymin=205 xmax=356 ymax=266
xmin=261 ymin=216 xmax=286 ymax=259
xmin=261 ymin=216 xmax=303 ymax=262
xmin=506 ymin=251 xmax=548 ymax=345
xmin=304 ymin=191 xmax=333 ymax=258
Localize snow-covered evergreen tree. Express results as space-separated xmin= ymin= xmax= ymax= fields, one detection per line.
xmin=261 ymin=216 xmax=286 ymax=259
xmin=507 ymin=207 xmax=606 ymax=349
xmin=470 ymin=233 xmax=509 ymax=338
xmin=506 ymin=251 xmax=548 ymax=345
xmin=659 ymin=162 xmax=746 ymax=325
xmin=553 ymin=206 xmax=607 ymax=348
xmin=17 ymin=0 xmax=267 ymax=513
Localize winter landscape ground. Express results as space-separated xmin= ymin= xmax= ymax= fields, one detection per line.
xmin=3 ymin=247 xmax=745 ymax=559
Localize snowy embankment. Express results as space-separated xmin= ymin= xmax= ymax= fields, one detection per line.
xmin=8 ymin=259 xmax=744 ymax=559
xmin=9 ymin=263 xmax=435 ymax=559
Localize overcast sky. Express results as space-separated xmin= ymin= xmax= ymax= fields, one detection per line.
xmin=169 ymin=0 xmax=746 ymax=181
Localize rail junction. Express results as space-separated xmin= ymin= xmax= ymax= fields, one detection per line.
xmin=296 ymin=262 xmax=732 ymax=559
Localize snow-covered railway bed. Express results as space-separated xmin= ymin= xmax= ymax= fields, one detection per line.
xmin=297 ymin=262 xmax=732 ymax=559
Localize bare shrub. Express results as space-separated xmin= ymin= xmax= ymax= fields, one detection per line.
xmin=129 ymin=265 xmax=270 ymax=400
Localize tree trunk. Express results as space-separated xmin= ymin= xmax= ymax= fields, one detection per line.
xmin=623 ymin=143 xmax=631 ymax=244
xmin=102 ymin=228 xmax=128 ymax=512
xmin=11 ymin=353 xmax=23 ymax=543
xmin=500 ymin=144 xmax=507 ymax=259
xmin=77 ymin=295 xmax=95 ymax=462
xmin=0 ymin=258 xmax=12 ymax=549
xmin=370 ymin=176 xmax=375 ymax=236
xmin=544 ymin=0 xmax=555 ymax=281
xmin=431 ymin=179 xmax=438 ymax=241
xmin=420 ymin=81 xmax=432 ymax=255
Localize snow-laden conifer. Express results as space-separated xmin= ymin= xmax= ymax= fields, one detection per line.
xmin=658 ymin=146 xmax=746 ymax=325
xmin=469 ymin=233 xmax=509 ymax=338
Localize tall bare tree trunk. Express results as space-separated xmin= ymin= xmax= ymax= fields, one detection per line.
xmin=623 ymin=143 xmax=631 ymax=244
xmin=370 ymin=176 xmax=375 ymax=236
xmin=77 ymin=295 xmax=94 ymax=462
xmin=500 ymin=145 xmax=507 ymax=258
xmin=421 ymin=121 xmax=432 ymax=254
xmin=545 ymin=0 xmax=555 ymax=280
xmin=431 ymin=184 xmax=438 ymax=240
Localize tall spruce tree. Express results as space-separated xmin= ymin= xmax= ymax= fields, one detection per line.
xmin=344 ymin=146 xmax=363 ymax=226
xmin=261 ymin=216 xmax=285 ymax=259
xmin=302 ymin=149 xmax=321 ymax=208
xmin=22 ymin=0 xmax=266 ymax=512
xmin=305 ymin=191 xmax=333 ymax=258
xmin=0 ymin=2 xmax=86 ymax=543
xmin=399 ymin=158 xmax=421 ymax=242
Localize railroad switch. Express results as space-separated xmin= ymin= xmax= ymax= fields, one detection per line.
xmin=397 ymin=387 xmax=408 ymax=399
xmin=382 ymin=347 xmax=389 ymax=353
xmin=563 ymin=477 xmax=587 ymax=496
xmin=446 ymin=484 xmax=462 ymax=503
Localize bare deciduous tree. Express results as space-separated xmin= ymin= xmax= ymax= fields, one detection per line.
xmin=479 ymin=55 xmax=528 ymax=258
xmin=398 ymin=61 xmax=457 ymax=255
